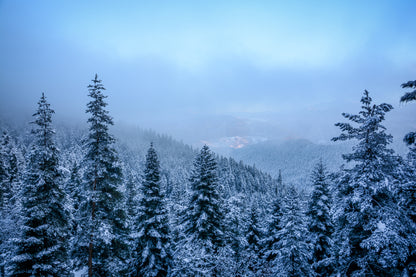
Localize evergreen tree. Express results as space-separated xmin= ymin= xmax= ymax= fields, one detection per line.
xmin=131 ymin=143 xmax=171 ymax=277
xmin=181 ymin=145 xmax=225 ymax=275
xmin=3 ymin=132 xmax=20 ymax=207
xmin=185 ymin=145 xmax=224 ymax=247
xmin=400 ymin=80 xmax=416 ymax=146
xmin=125 ymin=173 xmax=140 ymax=224
xmin=332 ymin=90 xmax=408 ymax=275
xmin=306 ymin=161 xmax=334 ymax=276
xmin=245 ymin=204 xmax=264 ymax=276
xmin=0 ymin=133 xmax=7 ymax=277
xmin=67 ymin=161 xmax=82 ymax=267
xmin=66 ymin=161 xmax=82 ymax=212
xmin=277 ymin=169 xmax=282 ymax=188
xmin=0 ymin=132 xmax=10 ymax=208
xmin=262 ymin=196 xmax=283 ymax=268
xmin=0 ymin=130 xmax=21 ymax=276
xmin=76 ymin=74 xmax=128 ymax=276
xmin=224 ymin=195 xmax=247 ymax=276
xmin=399 ymin=79 xmax=416 ymax=275
xmin=274 ymin=186 xmax=312 ymax=276
xmin=10 ymin=93 xmax=71 ymax=276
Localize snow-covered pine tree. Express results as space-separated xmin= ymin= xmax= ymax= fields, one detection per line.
xmin=131 ymin=143 xmax=171 ymax=277
xmin=274 ymin=186 xmax=312 ymax=276
xmin=1 ymin=131 xmax=20 ymax=207
xmin=10 ymin=93 xmax=71 ymax=276
xmin=306 ymin=160 xmax=334 ymax=276
xmin=261 ymin=195 xmax=282 ymax=271
xmin=261 ymin=170 xmax=286 ymax=275
xmin=224 ymin=194 xmax=247 ymax=276
xmin=245 ymin=204 xmax=264 ymax=276
xmin=76 ymin=74 xmax=128 ymax=276
xmin=400 ymin=79 xmax=416 ymax=146
xmin=0 ymin=132 xmax=10 ymax=208
xmin=185 ymin=145 xmax=224 ymax=247
xmin=66 ymin=161 xmax=83 ymax=267
xmin=181 ymin=145 xmax=225 ymax=275
xmin=399 ymin=79 xmax=416 ymax=275
xmin=0 ymin=130 xmax=21 ymax=277
xmin=0 ymin=132 xmax=7 ymax=277
xmin=125 ymin=173 xmax=140 ymax=225
xmin=66 ymin=161 xmax=83 ymax=224
xmin=277 ymin=169 xmax=282 ymax=188
xmin=332 ymin=90 xmax=408 ymax=276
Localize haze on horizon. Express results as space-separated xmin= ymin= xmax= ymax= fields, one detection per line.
xmin=1 ymin=0 xmax=415 ymax=148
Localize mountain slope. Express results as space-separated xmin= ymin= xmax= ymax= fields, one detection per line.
xmin=228 ymin=139 xmax=352 ymax=187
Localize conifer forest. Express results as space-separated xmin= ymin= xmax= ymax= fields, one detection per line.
xmin=0 ymin=75 xmax=415 ymax=276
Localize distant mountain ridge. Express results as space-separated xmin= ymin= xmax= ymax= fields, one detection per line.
xmin=227 ymin=139 xmax=352 ymax=187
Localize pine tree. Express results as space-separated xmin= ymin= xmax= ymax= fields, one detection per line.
xmin=277 ymin=169 xmax=282 ymax=188
xmin=76 ymin=74 xmax=128 ymax=276
xmin=306 ymin=161 xmax=334 ymax=276
xmin=0 ymin=132 xmax=10 ymax=208
xmin=0 ymin=133 xmax=7 ymax=277
xmin=3 ymin=132 xmax=20 ymax=207
xmin=224 ymin=195 xmax=247 ymax=276
xmin=0 ymin=130 xmax=21 ymax=276
xmin=66 ymin=161 xmax=82 ymax=212
xmin=399 ymin=79 xmax=416 ymax=275
xmin=185 ymin=145 xmax=224 ymax=247
xmin=274 ymin=186 xmax=312 ymax=276
xmin=262 ymin=196 xmax=283 ymax=268
xmin=245 ymin=204 xmax=263 ymax=276
xmin=125 ymin=173 xmax=140 ymax=224
xmin=181 ymin=145 xmax=225 ymax=275
xmin=66 ymin=161 xmax=83 ymax=267
xmin=400 ymin=80 xmax=416 ymax=146
xmin=131 ymin=143 xmax=171 ymax=277
xmin=332 ymin=90 xmax=408 ymax=275
xmin=261 ymin=170 xmax=285 ymax=274
xmin=10 ymin=93 xmax=71 ymax=276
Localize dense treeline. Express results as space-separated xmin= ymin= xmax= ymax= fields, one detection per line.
xmin=0 ymin=75 xmax=415 ymax=276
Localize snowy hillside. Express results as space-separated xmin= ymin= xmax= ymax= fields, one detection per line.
xmin=228 ymin=139 xmax=351 ymax=186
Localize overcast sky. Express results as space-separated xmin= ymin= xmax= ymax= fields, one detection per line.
xmin=1 ymin=0 xmax=415 ymax=147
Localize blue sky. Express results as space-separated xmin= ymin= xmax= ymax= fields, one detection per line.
xmin=1 ymin=0 xmax=415 ymax=146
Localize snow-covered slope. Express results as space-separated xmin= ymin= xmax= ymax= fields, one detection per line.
xmin=228 ymin=139 xmax=352 ymax=186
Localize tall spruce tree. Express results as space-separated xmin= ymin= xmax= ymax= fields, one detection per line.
xmin=131 ymin=143 xmax=171 ymax=277
xmin=399 ymin=79 xmax=416 ymax=275
xmin=0 ymin=132 xmax=8 ymax=277
xmin=332 ymin=90 xmax=408 ymax=276
xmin=400 ymin=80 xmax=416 ymax=146
xmin=1 ymin=131 xmax=20 ymax=207
xmin=67 ymin=161 xmax=83 ymax=267
xmin=0 ymin=132 xmax=10 ymax=208
xmin=223 ymin=195 xmax=247 ymax=276
xmin=0 ymin=131 xmax=21 ymax=276
xmin=181 ymin=145 xmax=225 ymax=275
xmin=185 ymin=145 xmax=224 ymax=248
xmin=274 ymin=186 xmax=311 ymax=276
xmin=66 ymin=161 xmax=82 ymax=213
xmin=76 ymin=74 xmax=128 ymax=276
xmin=245 ymin=204 xmax=263 ymax=276
xmin=277 ymin=169 xmax=283 ymax=188
xmin=262 ymin=196 xmax=283 ymax=269
xmin=10 ymin=93 xmax=71 ymax=276
xmin=306 ymin=161 xmax=334 ymax=276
